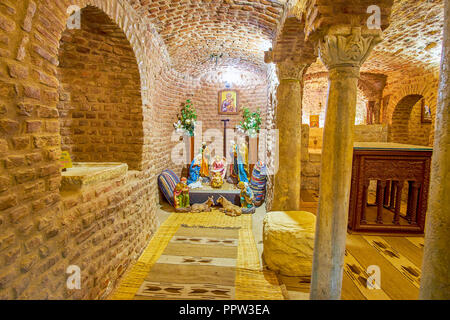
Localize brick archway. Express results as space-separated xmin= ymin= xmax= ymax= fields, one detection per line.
xmin=385 ymin=82 xmax=437 ymax=146
xmin=55 ymin=0 xmax=159 ymax=170
xmin=11 ymin=0 xmax=156 ymax=171
xmin=65 ymin=0 xmax=151 ymax=105
xmin=391 ymin=94 xmax=423 ymax=143
xmin=57 ymin=6 xmax=144 ymax=170
xmin=0 ymin=0 xmax=165 ymax=299
xmin=390 ymin=94 xmax=433 ymax=146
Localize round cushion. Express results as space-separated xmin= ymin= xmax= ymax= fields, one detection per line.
xmin=263 ymin=211 xmax=316 ymax=277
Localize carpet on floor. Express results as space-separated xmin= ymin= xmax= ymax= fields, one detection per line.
xmin=110 ymin=210 xmax=284 ymax=300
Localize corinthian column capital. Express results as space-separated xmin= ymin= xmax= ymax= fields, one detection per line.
xmin=318 ymin=26 xmax=382 ymax=72
xmin=276 ymin=58 xmax=310 ymax=81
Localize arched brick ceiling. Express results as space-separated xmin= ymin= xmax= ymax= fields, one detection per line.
xmin=307 ymin=0 xmax=444 ymax=75
xmin=124 ymin=0 xmax=443 ymax=78
xmin=369 ymin=0 xmax=444 ymax=72
xmin=126 ymin=0 xmax=289 ymax=77
xmin=81 ymin=6 xmax=127 ymax=38
xmin=199 ymin=65 xmax=268 ymax=85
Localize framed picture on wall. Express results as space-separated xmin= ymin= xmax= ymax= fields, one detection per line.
xmin=421 ymin=99 xmax=432 ymax=123
xmin=218 ymin=90 xmax=239 ymax=115
xmin=310 ymin=115 xmax=320 ymax=128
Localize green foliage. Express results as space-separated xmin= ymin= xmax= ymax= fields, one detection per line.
xmin=174 ymin=99 xmax=197 ymax=136
xmin=238 ymin=107 xmax=262 ymax=137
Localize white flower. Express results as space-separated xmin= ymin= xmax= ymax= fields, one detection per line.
xmin=247 ymin=128 xmax=257 ymax=138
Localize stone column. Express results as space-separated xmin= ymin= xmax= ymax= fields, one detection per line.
xmin=374 ymin=99 xmax=382 ymax=124
xmin=367 ymin=101 xmax=375 ymax=124
xmin=310 ymin=26 xmax=381 ymax=300
xmin=271 ymin=58 xmax=310 ymax=211
xmin=419 ymin=0 xmax=450 ymax=300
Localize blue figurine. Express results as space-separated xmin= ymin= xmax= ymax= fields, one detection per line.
xmin=236 ymin=137 xmax=249 ymax=184
xmin=229 ymin=138 xmax=249 ymax=184
xmin=187 ymin=154 xmax=202 ymax=185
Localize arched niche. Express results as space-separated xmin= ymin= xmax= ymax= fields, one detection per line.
xmin=57 ymin=6 xmax=144 ymax=170
xmin=391 ymin=94 xmax=432 ymax=146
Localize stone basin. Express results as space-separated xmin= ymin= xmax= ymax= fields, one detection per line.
xmin=61 ymin=162 xmax=128 ymax=191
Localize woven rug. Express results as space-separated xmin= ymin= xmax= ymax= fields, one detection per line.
xmin=110 ymin=210 xmax=284 ymax=300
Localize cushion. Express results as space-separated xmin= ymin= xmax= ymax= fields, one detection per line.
xmin=250 ymin=162 xmax=267 ymax=207
xmin=158 ymin=169 xmax=180 ymax=206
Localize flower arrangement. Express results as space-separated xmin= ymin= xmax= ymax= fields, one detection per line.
xmin=173 ymin=99 xmax=197 ymax=136
xmin=236 ymin=107 xmax=262 ymax=138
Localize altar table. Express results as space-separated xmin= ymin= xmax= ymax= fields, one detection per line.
xmin=189 ymin=182 xmax=241 ymax=206
xmin=348 ymin=142 xmax=432 ymax=235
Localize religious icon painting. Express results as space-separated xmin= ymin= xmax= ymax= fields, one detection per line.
xmin=59 ymin=151 xmax=73 ymax=170
xmin=310 ymin=115 xmax=320 ymax=128
xmin=218 ymin=90 xmax=239 ymax=115
xmin=421 ymin=99 xmax=432 ymax=123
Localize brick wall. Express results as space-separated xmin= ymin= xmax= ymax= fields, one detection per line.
xmin=154 ymin=70 xmax=269 ymax=178
xmin=302 ymin=67 xmax=440 ymax=147
xmin=0 ymin=0 xmax=440 ymax=300
xmin=407 ymin=98 xmax=433 ymax=146
xmin=57 ymin=10 xmax=143 ymax=170
xmin=383 ymin=66 xmax=439 ymax=146
xmin=192 ymin=77 xmax=268 ymax=164
xmin=0 ymin=0 xmax=173 ymax=299
xmin=390 ymin=94 xmax=433 ymax=146
xmin=125 ymin=0 xmax=284 ymax=77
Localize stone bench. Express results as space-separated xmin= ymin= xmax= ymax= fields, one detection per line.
xmin=263 ymin=211 xmax=316 ymax=277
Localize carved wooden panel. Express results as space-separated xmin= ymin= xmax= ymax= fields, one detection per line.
xmin=348 ymin=148 xmax=432 ymax=235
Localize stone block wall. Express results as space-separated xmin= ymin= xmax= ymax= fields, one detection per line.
xmin=302 ymin=73 xmax=368 ymax=126
xmin=301 ymin=124 xmax=389 ymax=191
xmin=308 ymin=127 xmax=323 ymax=150
xmin=354 ymin=124 xmax=389 ymax=143
xmin=308 ymin=124 xmax=389 ymax=150
xmin=57 ymin=9 xmax=143 ymax=170
xmin=150 ymin=69 xmax=194 ymax=178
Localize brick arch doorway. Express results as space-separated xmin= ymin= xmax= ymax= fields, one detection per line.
xmin=390 ymin=94 xmax=432 ymax=146
xmin=57 ymin=6 xmax=144 ymax=170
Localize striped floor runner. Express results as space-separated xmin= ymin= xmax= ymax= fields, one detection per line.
xmin=110 ymin=210 xmax=284 ymax=300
